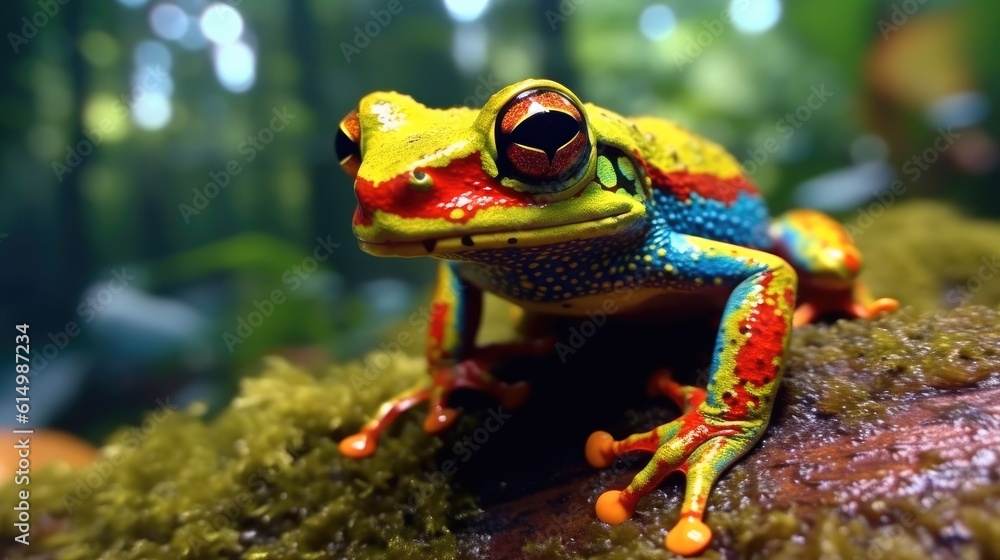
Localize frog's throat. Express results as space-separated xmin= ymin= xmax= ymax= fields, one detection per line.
xmin=357 ymin=210 xmax=638 ymax=258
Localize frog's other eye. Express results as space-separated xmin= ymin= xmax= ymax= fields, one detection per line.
xmin=494 ymin=88 xmax=589 ymax=189
xmin=335 ymin=110 xmax=362 ymax=178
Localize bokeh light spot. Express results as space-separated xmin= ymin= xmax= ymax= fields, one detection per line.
xmin=443 ymin=0 xmax=489 ymax=22
xmin=85 ymin=94 xmax=130 ymax=142
xmin=199 ymin=3 xmax=244 ymax=45
xmin=134 ymin=40 xmax=173 ymax=71
xmin=928 ymin=91 xmax=989 ymax=128
xmin=132 ymin=66 xmax=174 ymax=97
xmin=730 ymin=0 xmax=782 ymax=34
xmin=639 ymin=4 xmax=676 ymax=41
xmin=131 ymin=92 xmax=173 ymax=130
xmin=451 ymin=23 xmax=488 ymax=74
xmin=150 ymin=3 xmax=189 ymax=41
xmin=213 ymin=42 xmax=256 ymax=93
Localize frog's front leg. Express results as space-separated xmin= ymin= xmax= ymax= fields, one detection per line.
xmin=339 ymin=262 xmax=532 ymax=459
xmin=769 ymin=209 xmax=898 ymax=326
xmin=585 ymin=234 xmax=796 ymax=556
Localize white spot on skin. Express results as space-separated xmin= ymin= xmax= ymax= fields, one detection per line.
xmin=372 ymin=101 xmax=404 ymax=131
xmin=412 ymin=140 xmax=470 ymax=168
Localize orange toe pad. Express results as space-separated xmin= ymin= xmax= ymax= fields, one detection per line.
xmin=423 ymin=408 xmax=458 ymax=433
xmin=585 ymin=431 xmax=615 ymax=468
xmin=665 ymin=515 xmax=712 ymax=556
xmin=595 ymin=490 xmax=633 ymax=525
xmin=339 ymin=433 xmax=376 ymax=459
xmin=869 ymin=297 xmax=899 ymax=315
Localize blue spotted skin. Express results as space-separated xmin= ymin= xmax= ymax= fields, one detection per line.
xmin=452 ymin=161 xmax=774 ymax=307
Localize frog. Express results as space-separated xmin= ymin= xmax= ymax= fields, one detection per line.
xmin=333 ymin=78 xmax=898 ymax=556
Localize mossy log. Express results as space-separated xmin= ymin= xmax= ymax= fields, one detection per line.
xmin=3 ymin=305 xmax=999 ymax=559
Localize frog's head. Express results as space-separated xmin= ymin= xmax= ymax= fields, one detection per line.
xmin=336 ymin=79 xmax=648 ymax=258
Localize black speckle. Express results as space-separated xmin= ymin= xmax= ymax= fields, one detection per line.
xmin=461 ymin=235 xmax=475 ymax=247
xmin=507 ymin=237 xmax=518 ymax=244
xmin=562 ymin=303 xmax=572 ymax=308
xmin=422 ymin=239 xmax=437 ymax=253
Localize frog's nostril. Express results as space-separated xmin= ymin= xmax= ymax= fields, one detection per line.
xmin=409 ymin=170 xmax=433 ymax=191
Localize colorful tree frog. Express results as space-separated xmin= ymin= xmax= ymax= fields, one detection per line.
xmin=333 ymin=79 xmax=898 ymax=556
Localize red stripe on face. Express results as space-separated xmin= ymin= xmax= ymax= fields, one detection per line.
xmin=353 ymin=154 xmax=536 ymax=224
xmin=634 ymin=151 xmax=760 ymax=205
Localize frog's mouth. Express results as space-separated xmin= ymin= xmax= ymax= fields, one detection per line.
xmin=358 ymin=209 xmax=637 ymax=257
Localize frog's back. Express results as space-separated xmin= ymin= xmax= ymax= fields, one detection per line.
xmin=630 ymin=117 xmax=773 ymax=250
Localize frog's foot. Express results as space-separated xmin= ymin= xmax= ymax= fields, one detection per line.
xmin=339 ymin=342 xmax=541 ymax=459
xmin=793 ymin=283 xmax=899 ymax=327
xmin=339 ymin=385 xmax=431 ymax=458
xmin=588 ymin=411 xmax=760 ymax=556
xmin=425 ymin=357 xmax=532 ymax=432
xmin=647 ymin=369 xmax=707 ymax=414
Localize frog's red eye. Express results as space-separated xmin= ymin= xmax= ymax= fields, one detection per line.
xmin=336 ymin=110 xmax=362 ymax=178
xmin=494 ymin=88 xmax=589 ymax=188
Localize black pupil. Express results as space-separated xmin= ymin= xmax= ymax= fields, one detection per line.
xmin=335 ymin=128 xmax=359 ymax=162
xmin=508 ymin=110 xmax=580 ymax=161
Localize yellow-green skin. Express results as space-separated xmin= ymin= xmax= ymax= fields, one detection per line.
xmin=337 ymin=79 xmax=896 ymax=556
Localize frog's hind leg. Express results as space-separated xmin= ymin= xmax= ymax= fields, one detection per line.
xmin=768 ymin=209 xmax=898 ymax=326
xmin=339 ymin=357 xmax=533 ymax=459
xmin=339 ymin=262 xmax=534 ymax=460
xmin=586 ymin=370 xmax=707 ymax=469
xmin=647 ymin=369 xmax=706 ymax=413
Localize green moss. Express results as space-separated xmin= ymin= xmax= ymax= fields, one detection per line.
xmin=856 ymin=200 xmax=1000 ymax=312
xmin=2 ymin=355 xmax=466 ymax=560
xmin=784 ymin=305 xmax=1000 ymax=429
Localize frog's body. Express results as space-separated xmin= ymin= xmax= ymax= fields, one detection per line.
xmin=451 ymin=150 xmax=770 ymax=315
xmin=335 ymin=79 xmax=897 ymax=556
